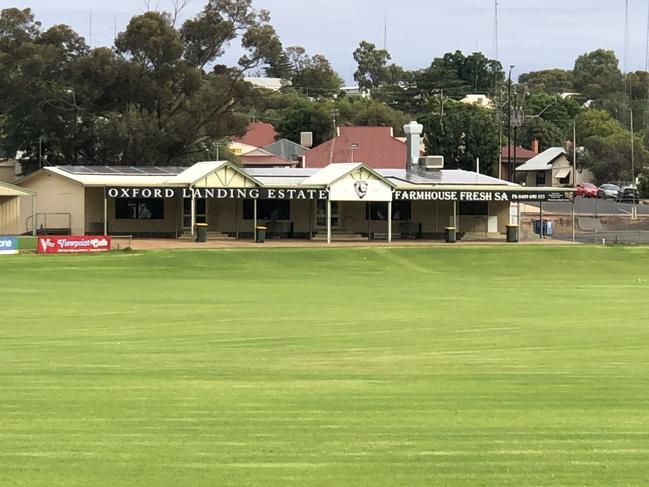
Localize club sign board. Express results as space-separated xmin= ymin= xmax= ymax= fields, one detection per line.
xmin=392 ymin=190 xmax=572 ymax=202
xmin=0 ymin=236 xmax=18 ymax=255
xmin=106 ymin=187 xmax=329 ymax=200
xmin=37 ymin=236 xmax=112 ymax=254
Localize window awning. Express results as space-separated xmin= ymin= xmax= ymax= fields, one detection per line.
xmin=555 ymin=168 xmax=571 ymax=179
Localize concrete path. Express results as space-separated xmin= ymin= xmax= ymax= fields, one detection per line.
xmin=121 ymin=238 xmax=579 ymax=251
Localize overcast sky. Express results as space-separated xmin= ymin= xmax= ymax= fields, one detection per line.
xmin=8 ymin=0 xmax=649 ymax=83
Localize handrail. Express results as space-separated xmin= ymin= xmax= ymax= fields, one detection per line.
xmin=26 ymin=212 xmax=72 ymax=233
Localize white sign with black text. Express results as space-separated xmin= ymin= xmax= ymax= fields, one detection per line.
xmin=329 ymin=179 xmax=393 ymax=202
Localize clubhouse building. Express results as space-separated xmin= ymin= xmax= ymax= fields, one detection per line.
xmin=15 ymin=123 xmax=572 ymax=242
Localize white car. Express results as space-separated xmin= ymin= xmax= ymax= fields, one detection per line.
xmin=597 ymin=184 xmax=620 ymax=199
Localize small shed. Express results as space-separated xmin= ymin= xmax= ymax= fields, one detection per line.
xmin=0 ymin=180 xmax=36 ymax=236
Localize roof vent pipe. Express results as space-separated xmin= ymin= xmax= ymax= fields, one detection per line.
xmin=403 ymin=121 xmax=423 ymax=171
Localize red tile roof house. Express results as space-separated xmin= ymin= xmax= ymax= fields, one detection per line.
xmin=230 ymin=121 xmax=277 ymax=148
xmin=302 ymin=126 xmax=408 ymax=169
xmin=230 ymin=122 xmax=296 ymax=168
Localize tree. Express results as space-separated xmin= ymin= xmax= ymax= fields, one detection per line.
xmin=0 ymin=1 xmax=283 ymax=166
xmin=353 ymin=41 xmax=403 ymax=90
xmin=638 ymin=168 xmax=649 ymax=198
xmin=423 ymin=101 xmax=499 ymax=174
xmin=519 ymin=93 xmax=582 ymax=148
xmin=334 ymin=98 xmax=408 ymax=133
xmin=373 ymin=50 xmax=503 ymax=116
xmin=285 ymin=46 xmax=342 ymax=97
xmin=518 ymin=118 xmax=566 ymax=152
xmin=264 ymin=49 xmax=292 ymax=79
xmin=518 ymin=69 xmax=574 ymax=94
xmin=575 ymin=109 xmax=649 ymax=183
xmin=274 ymin=99 xmax=332 ymax=145
xmin=573 ymin=49 xmax=623 ymax=101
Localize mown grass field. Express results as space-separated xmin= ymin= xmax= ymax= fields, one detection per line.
xmin=1 ymin=246 xmax=649 ymax=486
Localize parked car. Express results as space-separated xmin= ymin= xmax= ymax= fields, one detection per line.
xmin=597 ymin=183 xmax=620 ymax=199
xmin=575 ymin=183 xmax=598 ymax=198
xmin=616 ymin=186 xmax=640 ymax=204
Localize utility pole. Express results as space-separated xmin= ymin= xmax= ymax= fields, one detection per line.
xmin=631 ymin=108 xmax=637 ymax=219
xmin=573 ymin=118 xmax=578 ymax=186
xmin=624 ymin=0 xmax=631 ymax=107
xmin=507 ymin=65 xmax=514 ymax=182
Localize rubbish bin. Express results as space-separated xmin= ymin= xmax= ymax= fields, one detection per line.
xmin=445 ymin=226 xmax=456 ymax=243
xmin=255 ymin=226 xmax=267 ymax=243
xmin=506 ymin=224 xmax=519 ymax=243
xmin=532 ymin=219 xmax=553 ymax=237
xmin=544 ymin=220 xmax=553 ymax=236
xmin=195 ymin=223 xmax=208 ymax=242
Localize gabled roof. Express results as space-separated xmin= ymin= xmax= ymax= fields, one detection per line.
xmin=0 ymin=179 xmax=35 ymax=196
xmin=230 ymin=121 xmax=277 ymax=148
xmin=303 ymin=126 xmax=407 ymax=169
xmin=516 ymin=148 xmax=567 ymax=171
xmin=500 ymin=145 xmax=538 ymax=161
xmin=23 ymin=166 xmax=186 ymax=187
xmin=174 ymin=161 xmax=228 ymax=184
xmin=239 ymin=148 xmax=295 ymax=167
xmin=300 ymin=162 xmax=395 ymax=187
xmin=263 ymin=139 xmax=308 ymax=161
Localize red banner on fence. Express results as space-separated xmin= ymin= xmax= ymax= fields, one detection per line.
xmin=37 ymin=236 xmax=112 ymax=254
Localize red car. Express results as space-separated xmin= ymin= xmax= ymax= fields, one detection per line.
xmin=575 ymin=183 xmax=598 ymax=198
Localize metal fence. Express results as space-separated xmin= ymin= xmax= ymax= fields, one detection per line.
xmin=520 ymin=213 xmax=649 ymax=244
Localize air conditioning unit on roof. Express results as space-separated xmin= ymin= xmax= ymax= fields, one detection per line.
xmin=419 ymin=156 xmax=444 ymax=170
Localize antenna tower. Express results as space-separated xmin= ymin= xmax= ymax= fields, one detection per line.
xmin=625 ymin=0 xmax=631 ymax=74
xmin=492 ymin=0 xmax=499 ymax=61
xmin=384 ymin=15 xmax=388 ymax=51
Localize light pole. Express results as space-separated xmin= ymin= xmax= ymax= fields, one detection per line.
xmin=65 ymin=88 xmax=78 ymax=163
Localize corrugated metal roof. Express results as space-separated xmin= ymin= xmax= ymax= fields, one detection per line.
xmin=300 ymin=163 xmax=363 ymax=185
xmin=44 ymin=167 xmax=180 ymax=187
xmin=254 ymin=176 xmax=310 ymax=186
xmin=174 ymin=161 xmax=228 ymax=184
xmin=516 ymin=148 xmax=566 ymax=171
xmin=303 ymin=126 xmax=407 ymax=169
xmin=263 ymin=139 xmax=308 ymax=161
xmin=245 ymin=168 xmax=319 ymax=177
xmin=56 ymin=165 xmax=186 ymax=176
xmin=30 ymin=161 xmax=522 ymax=191
xmin=379 ymin=169 xmax=517 ymax=186
xmin=0 ymin=180 xmax=35 ymax=196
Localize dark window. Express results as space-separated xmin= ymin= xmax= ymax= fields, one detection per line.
xmin=243 ymin=200 xmax=290 ymax=220
xmin=366 ymin=201 xmax=412 ymax=221
xmin=183 ymin=198 xmax=206 ymax=215
xmin=116 ymin=198 xmax=164 ymax=220
xmin=459 ymin=201 xmax=488 ymax=216
xmin=536 ymin=171 xmax=546 ymax=186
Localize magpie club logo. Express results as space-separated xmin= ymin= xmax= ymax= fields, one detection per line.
xmin=354 ymin=180 xmax=368 ymax=199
